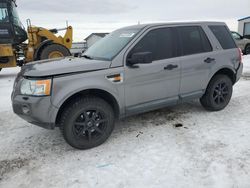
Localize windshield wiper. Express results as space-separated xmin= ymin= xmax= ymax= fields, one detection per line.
xmin=82 ymin=55 xmax=93 ymax=60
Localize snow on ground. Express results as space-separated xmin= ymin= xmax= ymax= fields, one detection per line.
xmin=0 ymin=57 xmax=250 ymax=188
xmin=0 ymin=67 xmax=20 ymax=112
xmin=243 ymin=55 xmax=250 ymax=77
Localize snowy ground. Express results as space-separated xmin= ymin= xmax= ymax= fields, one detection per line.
xmin=243 ymin=55 xmax=250 ymax=77
xmin=0 ymin=56 xmax=250 ymax=188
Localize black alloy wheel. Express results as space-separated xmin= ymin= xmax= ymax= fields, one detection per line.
xmin=60 ymin=97 xmax=115 ymax=149
xmin=200 ymin=74 xmax=233 ymax=111
xmin=72 ymin=109 xmax=108 ymax=142
xmin=212 ymin=82 xmax=230 ymax=105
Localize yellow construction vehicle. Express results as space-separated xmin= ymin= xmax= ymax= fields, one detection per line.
xmin=0 ymin=0 xmax=73 ymax=71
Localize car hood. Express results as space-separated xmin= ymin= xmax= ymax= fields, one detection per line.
xmin=21 ymin=57 xmax=111 ymax=77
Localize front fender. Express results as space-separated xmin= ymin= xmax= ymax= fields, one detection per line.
xmin=51 ymin=69 xmax=124 ymax=115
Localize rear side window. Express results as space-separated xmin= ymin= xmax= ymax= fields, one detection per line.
xmin=129 ymin=27 xmax=176 ymax=61
xmin=209 ymin=25 xmax=237 ymax=49
xmin=177 ymin=26 xmax=212 ymax=56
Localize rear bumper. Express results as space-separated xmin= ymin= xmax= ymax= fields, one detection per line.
xmin=236 ymin=63 xmax=243 ymax=82
xmin=12 ymin=95 xmax=58 ymax=130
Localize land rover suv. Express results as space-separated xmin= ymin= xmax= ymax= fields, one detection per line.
xmin=12 ymin=22 xmax=243 ymax=149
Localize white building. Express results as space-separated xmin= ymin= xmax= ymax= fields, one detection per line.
xmin=238 ymin=16 xmax=250 ymax=39
xmin=85 ymin=33 xmax=109 ymax=48
xmin=70 ymin=42 xmax=87 ymax=57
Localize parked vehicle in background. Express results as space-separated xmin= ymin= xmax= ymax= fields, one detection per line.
xmin=12 ymin=22 xmax=243 ymax=150
xmin=231 ymin=31 xmax=250 ymax=55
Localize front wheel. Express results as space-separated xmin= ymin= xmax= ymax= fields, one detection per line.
xmin=200 ymin=74 xmax=233 ymax=111
xmin=60 ymin=97 xmax=115 ymax=150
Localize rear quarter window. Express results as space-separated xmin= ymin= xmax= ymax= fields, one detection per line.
xmin=209 ymin=25 xmax=237 ymax=49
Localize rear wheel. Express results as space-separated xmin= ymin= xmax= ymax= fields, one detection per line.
xmin=200 ymin=74 xmax=233 ymax=111
xmin=40 ymin=44 xmax=71 ymax=60
xmin=60 ymin=97 xmax=115 ymax=150
xmin=245 ymin=44 xmax=250 ymax=55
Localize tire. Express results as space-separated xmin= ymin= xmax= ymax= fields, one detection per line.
xmin=39 ymin=43 xmax=71 ymax=60
xmin=245 ymin=44 xmax=250 ymax=55
xmin=60 ymin=97 xmax=115 ymax=150
xmin=200 ymin=74 xmax=233 ymax=111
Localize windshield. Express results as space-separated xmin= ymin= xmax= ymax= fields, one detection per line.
xmin=11 ymin=2 xmax=24 ymax=28
xmin=0 ymin=3 xmax=9 ymax=22
xmin=83 ymin=28 xmax=141 ymax=61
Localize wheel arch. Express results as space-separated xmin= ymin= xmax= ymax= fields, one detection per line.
xmin=208 ymin=67 xmax=236 ymax=87
xmin=55 ymin=89 xmax=120 ymax=127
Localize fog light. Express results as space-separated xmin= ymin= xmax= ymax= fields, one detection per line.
xmin=22 ymin=105 xmax=30 ymax=114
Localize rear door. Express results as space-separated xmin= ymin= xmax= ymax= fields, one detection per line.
xmin=208 ymin=25 xmax=239 ymax=73
xmin=124 ymin=27 xmax=181 ymax=114
xmin=177 ymin=26 xmax=214 ymax=99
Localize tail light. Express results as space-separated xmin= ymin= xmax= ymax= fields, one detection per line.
xmin=238 ymin=48 xmax=243 ymax=63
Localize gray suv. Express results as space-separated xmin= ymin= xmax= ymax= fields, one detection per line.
xmin=12 ymin=22 xmax=243 ymax=149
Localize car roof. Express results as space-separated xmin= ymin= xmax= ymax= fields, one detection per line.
xmin=120 ymin=21 xmax=226 ymax=30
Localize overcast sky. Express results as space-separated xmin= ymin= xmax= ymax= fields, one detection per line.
xmin=17 ymin=0 xmax=250 ymax=42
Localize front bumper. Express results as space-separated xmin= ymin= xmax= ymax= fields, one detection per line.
xmin=12 ymin=95 xmax=58 ymax=130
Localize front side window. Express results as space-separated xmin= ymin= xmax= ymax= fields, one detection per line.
xmin=128 ymin=27 xmax=176 ymax=61
xmin=0 ymin=3 xmax=9 ymax=22
xmin=177 ymin=26 xmax=212 ymax=56
xmin=209 ymin=25 xmax=237 ymax=49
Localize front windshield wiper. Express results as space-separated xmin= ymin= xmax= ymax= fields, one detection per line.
xmin=82 ymin=55 xmax=93 ymax=60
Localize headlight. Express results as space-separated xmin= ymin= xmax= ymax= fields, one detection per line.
xmin=20 ymin=78 xmax=52 ymax=96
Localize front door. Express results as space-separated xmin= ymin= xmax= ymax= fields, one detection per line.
xmin=124 ymin=27 xmax=181 ymax=114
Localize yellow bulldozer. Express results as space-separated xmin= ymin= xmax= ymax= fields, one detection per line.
xmin=0 ymin=0 xmax=73 ymax=72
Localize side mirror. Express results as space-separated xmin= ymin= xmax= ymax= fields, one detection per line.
xmin=127 ymin=52 xmax=153 ymax=66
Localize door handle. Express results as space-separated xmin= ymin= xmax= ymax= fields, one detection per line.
xmin=204 ymin=57 xmax=216 ymax=64
xmin=164 ymin=64 xmax=178 ymax=70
